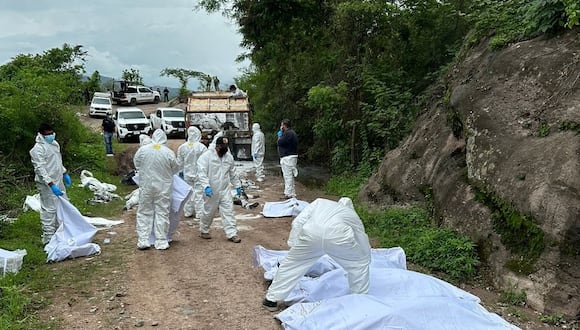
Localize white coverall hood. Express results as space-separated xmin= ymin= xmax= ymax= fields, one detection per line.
xmin=187 ymin=126 xmax=202 ymax=143
xmin=139 ymin=134 xmax=152 ymax=146
xmin=338 ymin=197 xmax=354 ymax=210
xmin=151 ymin=129 xmax=167 ymax=145
xmin=252 ymin=123 xmax=261 ymax=132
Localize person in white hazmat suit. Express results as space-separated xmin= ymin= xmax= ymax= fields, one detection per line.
xmin=197 ymin=136 xmax=243 ymax=243
xmin=29 ymin=123 xmax=72 ymax=244
xmin=133 ymin=129 xmax=179 ymax=250
xmin=262 ymin=197 xmax=371 ymax=311
xmin=251 ymin=123 xmax=266 ymax=182
xmin=176 ymin=126 xmax=207 ymax=218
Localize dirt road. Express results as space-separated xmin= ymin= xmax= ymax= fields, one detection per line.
xmin=44 ymin=101 xmax=564 ymax=330
xmin=48 ymin=104 xmax=335 ymax=329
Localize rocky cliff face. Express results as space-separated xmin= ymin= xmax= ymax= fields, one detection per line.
xmin=359 ymin=30 xmax=580 ymax=315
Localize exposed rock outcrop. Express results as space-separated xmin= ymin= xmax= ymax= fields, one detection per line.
xmin=359 ymin=30 xmax=580 ymax=315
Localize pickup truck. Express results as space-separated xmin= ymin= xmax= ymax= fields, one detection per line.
xmin=112 ymin=81 xmax=161 ymax=106
xmin=149 ymin=107 xmax=186 ymax=138
xmin=113 ymin=107 xmax=152 ymax=142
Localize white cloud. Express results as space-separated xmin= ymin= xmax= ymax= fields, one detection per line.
xmin=0 ymin=1 xmax=249 ymax=88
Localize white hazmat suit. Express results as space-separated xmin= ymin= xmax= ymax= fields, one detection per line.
xmin=251 ymin=123 xmax=265 ymax=181
xmin=265 ymin=197 xmax=371 ymax=303
xmin=197 ymin=144 xmax=242 ymax=240
xmin=133 ymin=129 xmax=179 ymax=250
xmin=30 ymin=132 xmax=68 ymax=244
xmin=176 ymin=126 xmax=207 ymax=218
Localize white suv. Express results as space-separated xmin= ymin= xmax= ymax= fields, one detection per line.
xmin=89 ymin=92 xmax=113 ymax=117
xmin=113 ymin=107 xmax=151 ymax=142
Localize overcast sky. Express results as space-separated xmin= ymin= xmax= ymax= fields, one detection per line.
xmin=0 ymin=0 xmax=248 ymax=89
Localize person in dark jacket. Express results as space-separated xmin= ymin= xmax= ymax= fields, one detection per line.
xmin=276 ymin=119 xmax=298 ymax=199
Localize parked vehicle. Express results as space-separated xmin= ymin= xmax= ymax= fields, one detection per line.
xmin=149 ymin=107 xmax=186 ymax=138
xmin=89 ymin=92 xmax=113 ymax=117
xmin=113 ymin=107 xmax=151 ymax=142
xmin=112 ymin=80 xmax=161 ymax=106
xmin=186 ymin=91 xmax=252 ymax=160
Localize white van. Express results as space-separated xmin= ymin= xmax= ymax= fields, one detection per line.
xmin=113 ymin=107 xmax=151 ymax=142
xmin=89 ymin=92 xmax=113 ymax=117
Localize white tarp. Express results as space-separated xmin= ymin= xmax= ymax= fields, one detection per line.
xmin=253 ymin=246 xmax=519 ymax=330
xmin=79 ymin=170 xmax=121 ymax=203
xmin=44 ymin=197 xmax=100 ymax=262
xmin=262 ymin=198 xmax=310 ymax=217
xmin=22 ymin=194 xmax=124 ymax=228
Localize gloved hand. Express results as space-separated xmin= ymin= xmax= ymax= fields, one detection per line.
xmin=204 ymin=186 xmax=213 ymax=197
xmin=236 ymin=187 xmax=243 ymax=196
xmin=50 ymin=184 xmax=64 ymax=196
xmin=277 ymin=130 xmax=283 ymax=137
xmin=179 ymin=171 xmax=184 ymax=179
xmin=253 ymin=153 xmax=257 ymax=160
xmin=63 ymin=173 xmax=71 ymax=187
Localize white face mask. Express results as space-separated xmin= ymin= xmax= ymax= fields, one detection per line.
xmin=43 ymin=133 xmax=56 ymax=144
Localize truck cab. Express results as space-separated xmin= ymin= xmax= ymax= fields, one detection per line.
xmin=186 ymin=91 xmax=252 ymax=160
xmin=149 ymin=107 xmax=186 ymax=138
xmin=112 ymin=80 xmax=161 ymax=105
xmin=113 ymin=107 xmax=152 ymax=142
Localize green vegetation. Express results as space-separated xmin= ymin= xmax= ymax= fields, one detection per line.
xmin=326 ymin=176 xmax=478 ymax=282
xmin=540 ymin=312 xmax=566 ymax=325
xmin=560 ymin=120 xmax=580 ymax=133
xmin=473 ymin=186 xmax=545 ymax=274
xmin=499 ymin=284 xmax=527 ymax=306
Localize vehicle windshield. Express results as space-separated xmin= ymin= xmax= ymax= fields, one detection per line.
xmin=92 ymin=98 xmax=111 ymax=105
xmin=163 ymin=110 xmax=184 ymax=117
xmin=118 ymin=112 xmax=145 ymax=119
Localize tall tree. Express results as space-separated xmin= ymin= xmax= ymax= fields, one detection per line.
xmin=122 ymin=68 xmax=143 ymax=85
xmin=160 ymin=68 xmax=214 ymax=95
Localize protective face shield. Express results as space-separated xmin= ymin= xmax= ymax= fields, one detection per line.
xmin=43 ymin=132 xmax=56 ymax=144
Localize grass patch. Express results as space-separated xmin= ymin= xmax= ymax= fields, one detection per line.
xmin=499 ymin=284 xmax=527 ymax=306
xmin=0 ymin=135 xmax=134 ymax=328
xmin=360 ymin=206 xmax=478 ymax=281
xmin=325 ymin=173 xmax=368 ymax=201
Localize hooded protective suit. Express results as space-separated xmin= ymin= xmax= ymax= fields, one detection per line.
xmin=176 ymin=126 xmax=207 ymax=217
xmin=133 ymin=129 xmax=179 ymax=250
xmin=251 ymin=123 xmax=265 ymax=181
xmin=30 ymin=133 xmax=68 ymax=244
xmin=197 ymin=145 xmax=242 ymax=239
xmin=266 ymin=197 xmax=371 ymax=303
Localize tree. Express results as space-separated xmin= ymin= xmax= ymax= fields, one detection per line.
xmin=85 ymin=70 xmax=102 ymax=95
xmin=122 ymin=68 xmax=143 ymax=85
xmin=160 ymin=68 xmax=214 ymax=96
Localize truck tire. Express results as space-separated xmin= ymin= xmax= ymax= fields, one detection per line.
xmin=116 ymin=132 xmax=124 ymax=143
xmin=154 ymin=96 xmax=160 ymax=104
xmin=130 ymin=98 xmax=137 ymax=106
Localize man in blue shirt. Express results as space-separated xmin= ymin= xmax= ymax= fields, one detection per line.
xmin=276 ymin=119 xmax=298 ymax=199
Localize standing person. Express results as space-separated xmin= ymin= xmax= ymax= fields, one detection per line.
xmin=133 ymin=129 xmax=179 ymax=250
xmin=262 ymin=197 xmax=371 ymax=311
xmin=29 ymin=123 xmax=72 ymax=244
xmin=277 ymin=119 xmax=298 ymax=199
xmin=197 ymin=136 xmax=243 ymax=243
xmin=101 ymin=113 xmax=115 ymax=156
xmin=176 ymin=126 xmax=207 ymax=218
xmin=163 ymin=87 xmax=169 ymax=102
xmin=251 ymin=122 xmax=265 ymax=182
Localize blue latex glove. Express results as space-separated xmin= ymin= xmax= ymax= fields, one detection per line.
xmin=63 ymin=173 xmax=71 ymax=187
xmin=50 ymin=184 xmax=63 ymax=196
xmin=253 ymin=153 xmax=257 ymax=160
xmin=204 ymin=186 xmax=213 ymax=197
xmin=277 ymin=130 xmax=283 ymax=137
xmin=236 ymin=187 xmax=243 ymax=196
xmin=179 ymin=171 xmax=184 ymax=179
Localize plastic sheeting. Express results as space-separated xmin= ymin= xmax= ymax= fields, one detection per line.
xmin=44 ymin=197 xmax=100 ymax=262
xmin=253 ymin=246 xmax=520 ymax=330
xmin=79 ymin=170 xmax=120 ymax=203
xmin=262 ymin=198 xmax=309 ymax=217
